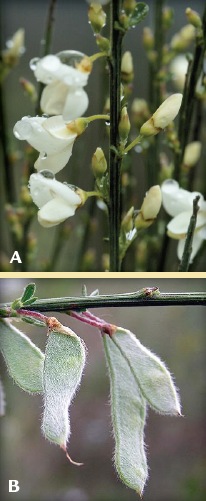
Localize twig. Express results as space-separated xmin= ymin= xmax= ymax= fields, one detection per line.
xmin=108 ymin=0 xmax=124 ymax=271
xmin=178 ymin=195 xmax=200 ymax=272
xmin=1 ymin=288 xmax=206 ymax=317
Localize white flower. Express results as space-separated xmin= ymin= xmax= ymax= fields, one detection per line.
xmin=162 ymin=179 xmax=206 ymax=261
xmin=140 ymin=94 xmax=182 ymax=136
xmin=31 ymin=53 xmax=91 ymax=121
xmin=13 ymin=115 xmax=77 ymax=174
xmin=29 ymin=172 xmax=82 ymax=227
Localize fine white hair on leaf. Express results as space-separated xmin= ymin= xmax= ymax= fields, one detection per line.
xmin=112 ymin=328 xmax=181 ymax=416
xmin=103 ymin=333 xmax=148 ymax=497
xmin=42 ymin=329 xmax=86 ymax=450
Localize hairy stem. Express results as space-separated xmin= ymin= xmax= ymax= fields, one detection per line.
xmin=108 ymin=0 xmax=124 ymax=271
xmin=1 ymin=288 xmax=206 ymax=316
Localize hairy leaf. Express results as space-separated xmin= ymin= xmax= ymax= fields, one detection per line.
xmin=129 ymin=3 xmax=149 ymax=27
xmin=42 ymin=327 xmax=86 ymax=449
xmin=103 ymin=334 xmax=148 ymax=496
xmin=21 ymin=283 xmax=36 ymax=303
xmin=112 ymin=327 xmax=181 ymax=415
xmin=0 ymin=319 xmax=44 ymax=393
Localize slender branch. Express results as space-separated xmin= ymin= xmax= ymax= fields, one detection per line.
xmin=1 ymin=288 xmax=206 ymax=317
xmin=174 ymin=5 xmax=206 ymax=182
xmin=108 ymin=0 xmax=124 ymax=271
xmin=178 ymin=195 xmax=200 ymax=272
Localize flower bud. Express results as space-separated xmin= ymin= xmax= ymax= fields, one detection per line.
xmin=88 ymin=3 xmax=106 ymax=33
xmin=118 ymin=106 xmax=131 ymax=142
xmin=20 ymin=185 xmax=32 ymax=205
xmin=183 ymin=141 xmax=202 ymax=167
xmin=140 ymin=94 xmax=182 ymax=136
xmin=2 ymin=28 xmax=25 ymax=64
xmin=121 ymin=51 xmax=134 ymax=83
xmin=170 ymin=24 xmax=195 ymax=51
xmin=185 ymin=8 xmax=202 ymax=28
xmin=170 ymin=55 xmax=188 ymax=90
xmin=95 ymin=34 xmax=110 ymax=52
xmin=92 ymin=147 xmax=107 ymax=178
xmin=131 ymin=98 xmax=150 ymax=128
xmin=103 ymin=97 xmax=110 ymax=114
xmin=19 ymin=78 xmax=37 ymax=102
xmin=162 ymin=7 xmax=174 ymax=31
xmin=142 ymin=27 xmax=154 ymax=51
xmin=135 ymin=185 xmax=162 ymax=229
xmin=123 ymin=0 xmax=137 ymax=15
xmin=121 ymin=207 xmax=134 ymax=232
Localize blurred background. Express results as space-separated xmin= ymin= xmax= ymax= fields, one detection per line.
xmin=0 ymin=277 xmax=206 ymax=501
xmin=0 ymin=0 xmax=206 ymax=271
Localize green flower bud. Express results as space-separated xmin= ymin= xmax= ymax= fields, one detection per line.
xmin=95 ymin=34 xmax=110 ymax=52
xmin=118 ymin=106 xmax=131 ymax=142
xmin=123 ymin=0 xmax=137 ymax=16
xmin=88 ymin=3 xmax=106 ymax=34
xmin=92 ymin=147 xmax=107 ymax=178
xmin=185 ymin=8 xmax=202 ymax=28
xmin=142 ymin=27 xmax=154 ymax=51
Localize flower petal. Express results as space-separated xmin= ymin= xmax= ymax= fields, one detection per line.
xmin=35 ymin=146 xmax=74 ymax=174
xmin=34 ymin=55 xmax=88 ymax=87
xmin=40 ymin=81 xmax=69 ymax=115
xmin=62 ymin=87 xmax=89 ymax=121
xmin=38 ymin=197 xmax=77 ymax=227
xmin=14 ymin=116 xmax=76 ymax=156
xmin=161 ymin=179 xmax=203 ymax=217
xmin=29 ymin=173 xmax=81 ymax=208
xmin=167 ymin=211 xmax=206 ymax=237
xmin=177 ymin=232 xmax=203 ymax=261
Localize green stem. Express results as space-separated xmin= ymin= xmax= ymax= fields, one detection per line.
xmin=90 ymin=51 xmax=108 ymax=62
xmin=123 ymin=134 xmax=142 ymax=154
xmin=1 ymin=288 xmax=206 ymax=316
xmin=174 ymin=5 xmax=206 ymax=182
xmin=108 ymin=0 xmax=124 ymax=272
xmin=178 ymin=195 xmax=200 ymax=272
xmin=86 ymin=114 xmax=110 ymax=122
xmin=36 ymin=0 xmax=57 ymax=114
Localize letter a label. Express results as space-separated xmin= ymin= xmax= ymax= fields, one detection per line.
xmin=10 ymin=252 xmax=22 ymax=264
xmin=9 ymin=480 xmax=20 ymax=492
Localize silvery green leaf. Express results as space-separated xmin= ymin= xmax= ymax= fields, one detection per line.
xmin=42 ymin=327 xmax=86 ymax=450
xmin=21 ymin=283 xmax=36 ymax=303
xmin=103 ymin=334 xmax=148 ymax=496
xmin=112 ymin=327 xmax=181 ymax=415
xmin=129 ymin=3 xmax=149 ymax=27
xmin=22 ymin=296 xmax=38 ymax=306
xmin=0 ymin=319 xmax=44 ymax=393
xmin=0 ymin=377 xmax=6 ymax=416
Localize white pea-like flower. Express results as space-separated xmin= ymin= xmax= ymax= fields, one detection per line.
xmin=30 ymin=52 xmax=91 ymax=121
xmin=29 ymin=172 xmax=83 ymax=227
xmin=162 ymin=179 xmax=206 ymax=261
xmin=140 ymin=94 xmax=182 ymax=136
xmin=13 ymin=115 xmax=77 ymax=174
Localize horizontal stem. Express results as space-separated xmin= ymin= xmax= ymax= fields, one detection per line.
xmin=123 ymin=135 xmax=143 ymax=154
xmin=1 ymin=288 xmax=205 ymax=316
xmin=86 ymin=114 xmax=110 ymax=122
xmin=90 ymin=51 xmax=108 ymax=62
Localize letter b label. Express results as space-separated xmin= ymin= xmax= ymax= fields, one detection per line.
xmin=9 ymin=480 xmax=20 ymax=492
